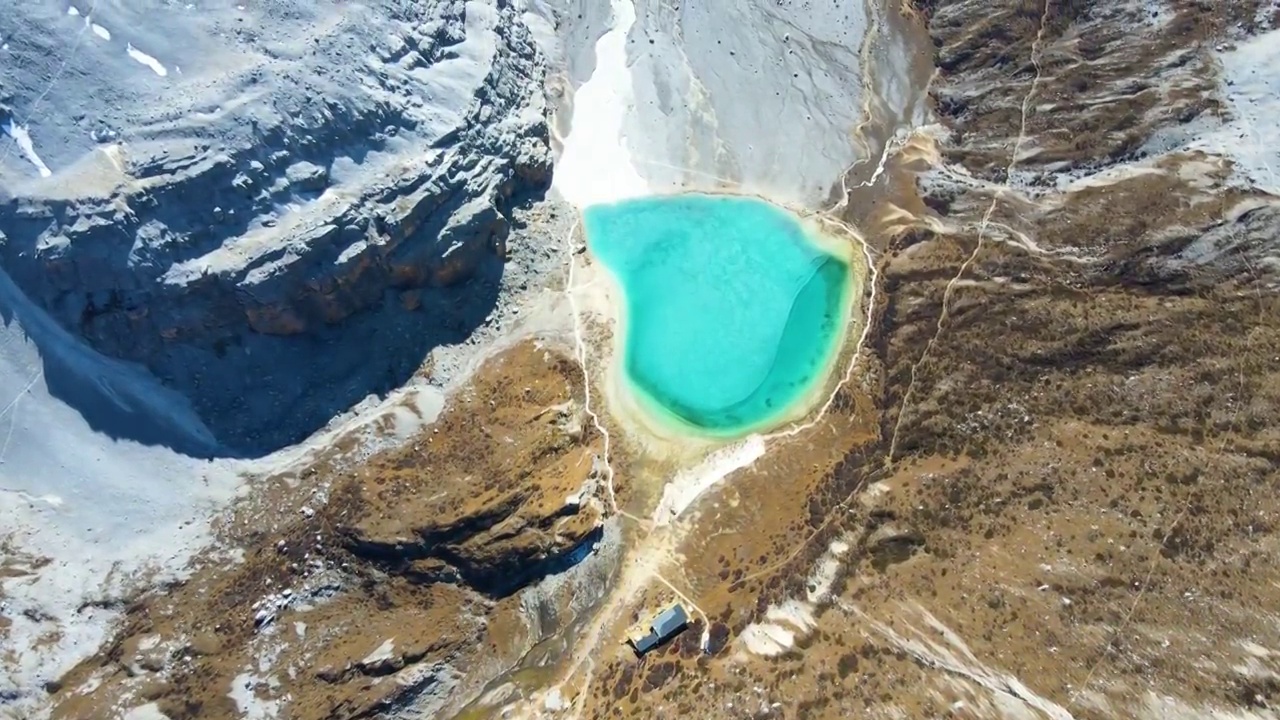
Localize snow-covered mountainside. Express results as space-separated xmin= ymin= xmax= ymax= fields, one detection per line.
xmin=0 ymin=0 xmax=551 ymax=455
xmin=554 ymin=0 xmax=888 ymax=208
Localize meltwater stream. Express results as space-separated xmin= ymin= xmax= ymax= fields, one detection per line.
xmin=585 ymin=193 xmax=853 ymax=436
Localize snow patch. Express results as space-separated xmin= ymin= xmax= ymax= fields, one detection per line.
xmin=0 ymin=256 xmax=250 ymax=713
xmin=228 ymin=671 xmax=281 ymax=720
xmin=1136 ymin=0 xmax=1173 ymax=28
xmin=766 ymin=600 xmax=816 ymax=633
xmin=1191 ymin=30 xmax=1280 ymax=195
xmin=91 ymin=23 xmax=111 ymax=41
xmin=552 ymin=0 xmax=648 ymax=207
xmin=122 ymin=703 xmax=172 ymax=720
xmin=806 ymin=537 xmax=852 ymax=604
xmin=858 ymin=603 xmax=1074 ymax=720
xmin=543 ymin=687 xmax=565 ymax=712
xmin=3 ymin=120 xmax=53 ymax=177
xmin=126 ymin=43 xmax=168 ymax=76
xmin=739 ymin=534 xmax=853 ymax=658
xmin=652 ymin=435 xmax=766 ymax=524
xmin=361 ymin=638 xmax=396 ymax=666
xmin=739 ymin=622 xmax=798 ymax=657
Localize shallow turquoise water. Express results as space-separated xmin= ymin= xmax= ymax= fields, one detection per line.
xmin=584 ymin=193 xmax=851 ymax=435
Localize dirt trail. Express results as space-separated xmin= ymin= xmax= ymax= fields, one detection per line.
xmin=528 ymin=1 xmax=1280 ymax=719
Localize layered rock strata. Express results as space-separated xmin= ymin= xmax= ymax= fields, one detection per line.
xmin=0 ymin=0 xmax=553 ymax=453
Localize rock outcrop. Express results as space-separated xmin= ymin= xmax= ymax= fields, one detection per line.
xmin=45 ymin=342 xmax=614 ymax=720
xmin=0 ymin=0 xmax=553 ymax=454
xmin=338 ymin=355 xmax=607 ymax=597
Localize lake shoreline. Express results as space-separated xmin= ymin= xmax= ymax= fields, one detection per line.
xmin=583 ymin=191 xmax=862 ymax=444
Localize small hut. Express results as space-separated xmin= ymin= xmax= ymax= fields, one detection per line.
xmin=626 ymin=603 xmax=689 ymax=655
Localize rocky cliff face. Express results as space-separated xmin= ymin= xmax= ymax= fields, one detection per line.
xmin=0 ymin=0 xmax=552 ymax=454
xmin=336 ymin=351 xmax=608 ymax=598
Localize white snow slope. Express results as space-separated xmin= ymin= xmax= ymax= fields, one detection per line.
xmin=554 ymin=0 xmax=871 ymax=210
xmin=0 ymin=265 xmax=245 ymax=711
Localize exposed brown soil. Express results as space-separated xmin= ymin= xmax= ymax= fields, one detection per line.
xmin=48 ymin=340 xmax=608 ymax=719
xmin=556 ymin=1 xmax=1280 ymax=719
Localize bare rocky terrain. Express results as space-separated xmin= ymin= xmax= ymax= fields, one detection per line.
xmin=3 ymin=0 xmax=1280 ymax=719
xmin=1 ymin=0 xmax=554 ymax=454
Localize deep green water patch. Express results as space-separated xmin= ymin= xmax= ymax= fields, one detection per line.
xmin=584 ymin=193 xmax=852 ymax=436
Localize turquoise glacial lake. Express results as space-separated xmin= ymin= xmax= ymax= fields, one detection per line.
xmin=584 ymin=193 xmax=852 ymax=436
